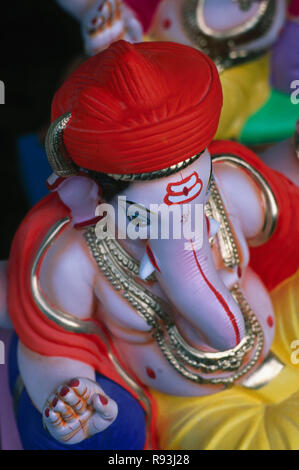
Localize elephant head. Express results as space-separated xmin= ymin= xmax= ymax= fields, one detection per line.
xmin=108 ymin=148 xmax=246 ymax=352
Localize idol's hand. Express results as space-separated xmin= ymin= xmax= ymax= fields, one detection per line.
xmin=42 ymin=377 xmax=118 ymax=445
xmin=82 ymin=0 xmax=143 ymax=56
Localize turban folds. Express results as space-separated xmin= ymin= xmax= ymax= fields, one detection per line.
xmin=52 ymin=40 xmax=223 ymax=176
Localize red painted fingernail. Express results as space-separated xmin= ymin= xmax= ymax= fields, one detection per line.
xmin=52 ymin=397 xmax=58 ymax=407
xmin=267 ymin=316 xmax=274 ymax=328
xmin=99 ymin=394 xmax=108 ymax=405
xmin=68 ymin=379 xmax=80 ymax=388
xmin=45 ymin=408 xmax=50 ymax=418
xmin=60 ymin=386 xmax=69 ymax=397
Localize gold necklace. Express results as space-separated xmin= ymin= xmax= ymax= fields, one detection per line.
xmin=30 ymin=156 xmax=280 ymax=389
xmin=84 ymin=174 xmax=265 ymax=386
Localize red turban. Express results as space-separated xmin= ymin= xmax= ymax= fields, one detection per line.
xmin=52 ymin=40 xmax=223 ymax=176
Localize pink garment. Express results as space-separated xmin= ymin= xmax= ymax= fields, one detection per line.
xmin=124 ymin=0 xmax=162 ymax=31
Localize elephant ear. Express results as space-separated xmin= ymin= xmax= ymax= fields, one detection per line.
xmin=46 ymin=173 xmax=103 ymax=228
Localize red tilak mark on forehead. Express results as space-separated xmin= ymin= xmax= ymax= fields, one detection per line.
xmin=267 ymin=316 xmax=273 ymax=328
xmin=164 ymin=172 xmax=203 ymax=205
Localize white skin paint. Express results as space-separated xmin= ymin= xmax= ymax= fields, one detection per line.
xmin=57 ymin=0 xmax=297 ymax=183
xmin=56 ymin=0 xmax=285 ymax=58
xmin=260 ymin=138 xmax=299 ymax=187
xmin=149 ymin=0 xmax=286 ymax=53
xmin=18 ymin=149 xmax=275 ymax=443
xmin=57 ymin=0 xmax=143 ymax=56
xmin=149 ymin=0 xmax=299 ymax=182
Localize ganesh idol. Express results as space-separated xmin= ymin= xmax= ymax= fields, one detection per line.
xmin=56 ymin=0 xmax=299 ymax=146
xmin=1 ymin=40 xmax=299 ymax=450
xmin=54 ymin=0 xmax=299 ymax=186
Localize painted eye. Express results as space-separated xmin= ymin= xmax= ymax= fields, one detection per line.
xmin=126 ymin=209 xmax=151 ymax=227
xmin=127 ymin=211 xmax=139 ymax=222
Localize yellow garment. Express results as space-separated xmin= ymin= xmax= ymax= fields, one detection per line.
xmin=215 ymin=54 xmax=270 ymax=140
xmin=145 ymin=32 xmax=270 ymax=140
xmin=152 ymin=269 xmax=299 ymax=450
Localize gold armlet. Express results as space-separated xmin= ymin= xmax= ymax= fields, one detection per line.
xmin=182 ymin=0 xmax=276 ymax=72
xmin=30 ymin=218 xmax=154 ymax=447
xmin=205 ymin=177 xmax=240 ymax=269
xmin=211 ymin=154 xmax=279 ymax=246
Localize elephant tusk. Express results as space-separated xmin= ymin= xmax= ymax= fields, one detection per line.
xmin=209 ymin=217 xmax=220 ymax=237
xmin=139 ymin=250 xmax=156 ymax=280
